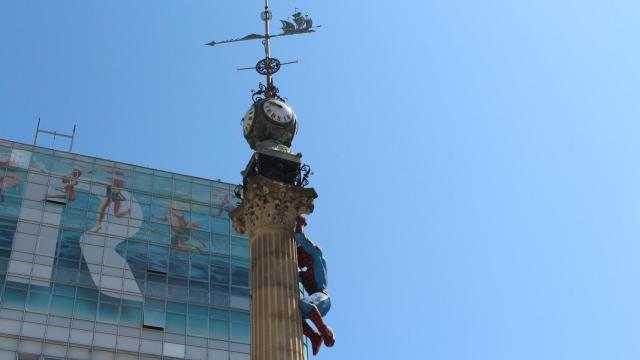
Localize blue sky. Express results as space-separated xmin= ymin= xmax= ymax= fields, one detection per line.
xmin=3 ymin=1 xmax=640 ymax=359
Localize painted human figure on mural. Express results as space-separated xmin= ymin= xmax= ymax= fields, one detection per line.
xmin=295 ymin=216 xmax=335 ymax=356
xmin=45 ymin=168 xmax=91 ymax=202
xmin=153 ymin=206 xmax=207 ymax=254
xmin=214 ymin=193 xmax=235 ymax=218
xmin=93 ymin=176 xmax=131 ymax=232
xmin=0 ymin=172 xmax=20 ymax=201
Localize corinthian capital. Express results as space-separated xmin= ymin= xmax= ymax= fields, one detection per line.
xmin=230 ymin=175 xmax=317 ymax=237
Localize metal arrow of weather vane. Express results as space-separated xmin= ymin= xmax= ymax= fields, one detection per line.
xmin=206 ymin=0 xmax=320 ymax=99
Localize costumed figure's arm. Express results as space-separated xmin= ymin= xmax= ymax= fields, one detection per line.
xmin=293 ymin=233 xmax=320 ymax=255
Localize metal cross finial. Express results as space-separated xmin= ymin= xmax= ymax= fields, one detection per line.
xmin=206 ymin=2 xmax=320 ymax=98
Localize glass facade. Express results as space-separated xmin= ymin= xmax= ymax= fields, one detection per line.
xmin=0 ymin=139 xmax=250 ymax=359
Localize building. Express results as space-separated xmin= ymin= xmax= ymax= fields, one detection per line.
xmin=0 ymin=138 xmax=252 ymax=360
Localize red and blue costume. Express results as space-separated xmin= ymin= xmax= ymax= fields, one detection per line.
xmin=295 ymin=216 xmax=335 ymax=356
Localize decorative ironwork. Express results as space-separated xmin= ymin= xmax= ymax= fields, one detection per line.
xmin=251 ymin=83 xmax=285 ymax=103
xmin=206 ymin=5 xmax=318 ymax=102
xmin=295 ymin=164 xmax=313 ymax=187
xmin=234 ymin=183 xmax=245 ymax=206
xmin=256 ymin=58 xmax=281 ymax=75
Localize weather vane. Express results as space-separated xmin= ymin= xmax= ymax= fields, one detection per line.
xmin=206 ymin=1 xmax=320 ymax=99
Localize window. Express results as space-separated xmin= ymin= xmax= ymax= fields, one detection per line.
xmin=143 ymin=308 xmax=166 ymax=330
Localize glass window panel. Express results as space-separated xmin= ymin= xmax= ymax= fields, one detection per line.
xmin=230 ymin=287 xmax=250 ymax=297
xmin=145 ymin=282 xmax=166 ymax=298
xmin=191 ymin=184 xmax=210 ymax=204
xmin=189 ymin=289 xmax=209 ymax=305
xmin=210 ymin=264 xmax=229 ymax=285
xmin=209 ymin=308 xmax=228 ymax=320
xmin=2 ymin=288 xmax=26 ymax=309
xmin=152 ymin=177 xmax=172 ymax=197
xmin=211 ymin=218 xmax=229 ymax=235
xmin=209 ymin=320 xmax=229 ymax=340
xmin=173 ymin=180 xmax=191 ymax=199
xmin=74 ymin=299 xmax=97 ymax=320
xmin=188 ymin=305 xmax=208 ymax=316
xmin=212 ymin=294 xmax=229 ymax=307
xmin=211 ymin=241 xmax=229 ymax=256
xmin=76 ymin=287 xmax=99 ymax=300
xmin=145 ymin=298 xmax=165 ymax=310
xmin=231 ymin=268 xmax=249 ymax=288
xmin=188 ymin=315 xmax=208 ymax=337
xmin=230 ymin=245 xmax=249 ymax=259
xmin=53 ymin=284 xmax=76 ymax=296
xmin=27 ymin=291 xmax=50 ymax=313
xmin=0 ymin=202 xmax=20 ymax=218
xmin=132 ymin=191 xmax=151 ymax=204
xmin=147 ymin=245 xmax=168 ymax=274
xmin=98 ymin=303 xmax=120 ymax=323
xmin=120 ymin=306 xmax=142 ymax=327
xmin=231 ymin=322 xmax=250 ymax=343
xmin=168 ymin=285 xmax=188 ymax=302
xmin=169 ymin=253 xmax=190 ymax=277
xmin=150 ymin=197 xmax=170 ymax=216
xmin=143 ymin=308 xmax=165 ymax=330
xmin=166 ymin=313 xmax=186 ymax=334
xmin=131 ymin=172 xmax=153 ymax=192
xmin=229 ymin=311 xmax=250 ymax=324
xmin=167 ymin=301 xmax=186 ymax=314
xmin=50 ymin=295 xmax=74 ymax=317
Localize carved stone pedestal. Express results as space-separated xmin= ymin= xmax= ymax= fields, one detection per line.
xmin=230 ymin=175 xmax=317 ymax=360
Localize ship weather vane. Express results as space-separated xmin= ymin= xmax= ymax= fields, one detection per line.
xmin=206 ymin=1 xmax=320 ymax=99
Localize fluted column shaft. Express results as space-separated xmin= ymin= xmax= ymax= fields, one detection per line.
xmin=230 ymin=175 xmax=317 ymax=360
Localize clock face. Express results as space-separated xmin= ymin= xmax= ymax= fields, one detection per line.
xmin=242 ymin=105 xmax=255 ymax=136
xmin=263 ymin=99 xmax=295 ymax=125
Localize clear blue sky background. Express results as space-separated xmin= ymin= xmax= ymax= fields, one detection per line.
xmin=2 ymin=1 xmax=640 ymax=359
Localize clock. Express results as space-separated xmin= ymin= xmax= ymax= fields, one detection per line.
xmin=242 ymin=105 xmax=255 ymax=136
xmin=241 ymin=98 xmax=298 ymax=152
xmin=263 ymin=99 xmax=296 ymax=125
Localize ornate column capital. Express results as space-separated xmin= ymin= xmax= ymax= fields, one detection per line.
xmin=230 ymin=175 xmax=317 ymax=238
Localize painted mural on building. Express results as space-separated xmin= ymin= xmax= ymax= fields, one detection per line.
xmin=0 ymin=140 xmax=252 ymax=351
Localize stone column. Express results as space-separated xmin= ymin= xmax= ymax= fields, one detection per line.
xmin=230 ymin=175 xmax=317 ymax=360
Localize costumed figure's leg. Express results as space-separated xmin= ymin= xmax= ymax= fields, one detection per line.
xmin=302 ymin=320 xmax=322 ymax=356
xmin=300 ymin=292 xmax=335 ymax=348
xmin=94 ymin=198 xmax=111 ymax=231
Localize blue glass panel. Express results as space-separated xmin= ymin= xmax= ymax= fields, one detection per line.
xmin=210 ymin=319 xmax=229 ymax=340
xmin=143 ymin=308 xmax=166 ymax=330
xmin=231 ymin=267 xmax=249 ymax=288
xmin=230 ymin=245 xmax=249 ymax=259
xmin=229 ymin=311 xmax=250 ymax=324
xmin=74 ymin=299 xmax=97 ymax=320
xmin=168 ymin=285 xmax=188 ymax=302
xmin=152 ymin=177 xmax=172 ymax=197
xmin=146 ymin=298 xmax=165 ymax=310
xmin=98 ymin=302 xmax=120 ymax=323
xmin=209 ymin=308 xmax=228 ymax=320
xmin=188 ymin=315 xmax=208 ymax=337
xmin=231 ymin=322 xmax=250 ymax=343
xmin=50 ymin=295 xmax=74 ymax=316
xmin=145 ymin=282 xmax=166 ymax=298
xmin=189 ymin=305 xmax=208 ymax=316
xmin=2 ymin=288 xmax=26 ymax=309
xmin=76 ymin=287 xmax=99 ymax=300
xmin=166 ymin=313 xmax=186 ymax=334
xmin=148 ymin=244 xmax=168 ymax=274
xmin=27 ymin=291 xmax=50 ymax=313
xmin=167 ymin=301 xmax=186 ymax=314
xmin=120 ymin=306 xmax=142 ymax=327
xmin=191 ymin=184 xmax=210 ymax=204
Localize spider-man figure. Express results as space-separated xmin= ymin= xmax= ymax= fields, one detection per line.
xmin=295 ymin=216 xmax=335 ymax=356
